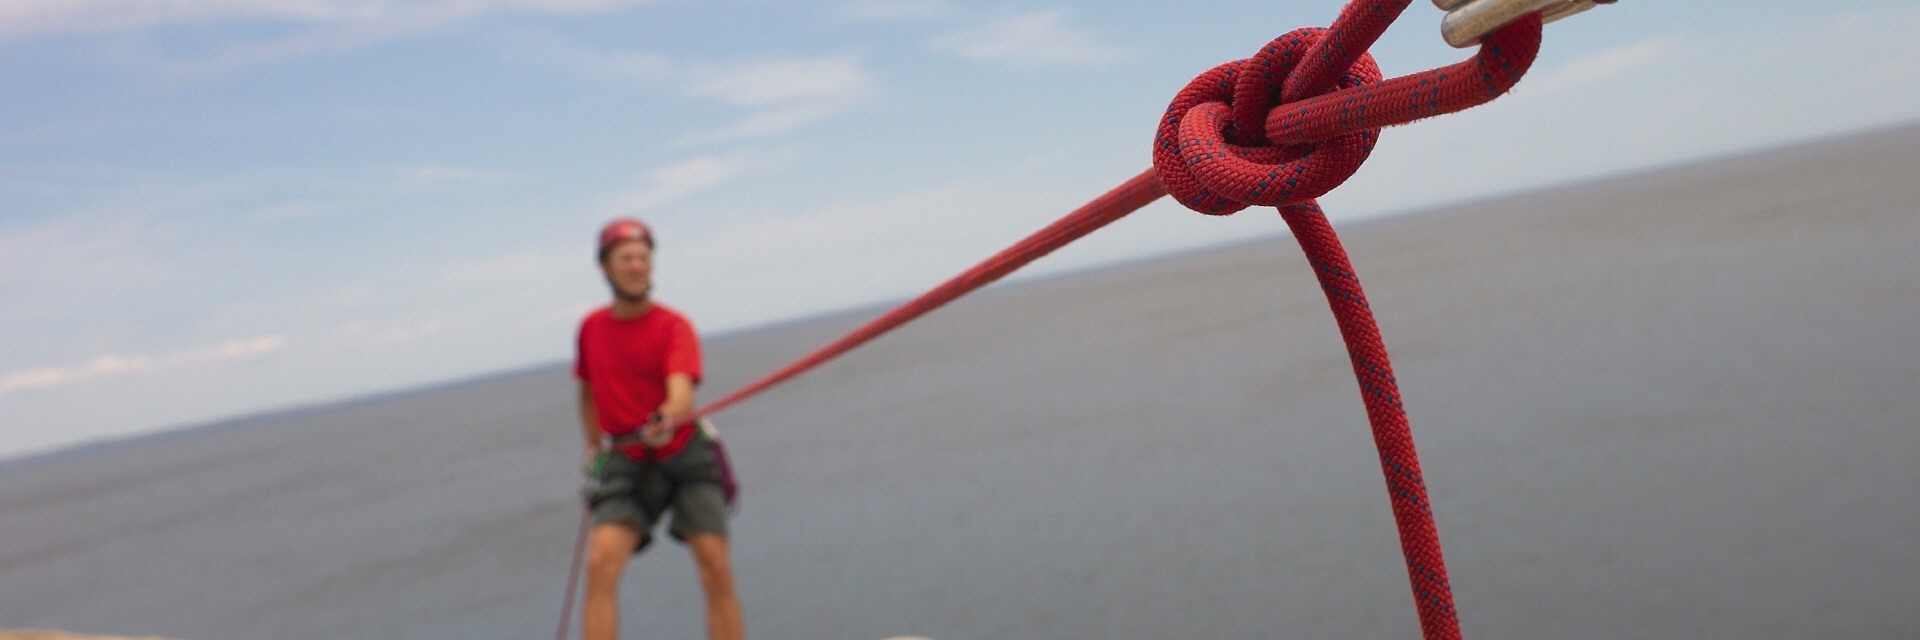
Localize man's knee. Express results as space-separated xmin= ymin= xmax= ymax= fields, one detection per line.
xmin=685 ymin=534 xmax=735 ymax=590
xmin=587 ymin=523 xmax=642 ymax=581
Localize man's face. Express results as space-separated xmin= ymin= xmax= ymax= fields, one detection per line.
xmin=600 ymin=240 xmax=653 ymax=302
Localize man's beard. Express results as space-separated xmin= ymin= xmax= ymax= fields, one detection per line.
xmin=609 ymin=278 xmax=650 ymax=303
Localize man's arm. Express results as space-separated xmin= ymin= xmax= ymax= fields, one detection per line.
xmin=656 ymin=373 xmax=696 ymax=429
xmin=579 ymin=383 xmax=604 ymax=456
xmin=635 ymin=373 xmax=696 ymax=447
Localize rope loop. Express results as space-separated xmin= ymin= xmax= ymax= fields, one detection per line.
xmin=1152 ymin=28 xmax=1385 ymax=216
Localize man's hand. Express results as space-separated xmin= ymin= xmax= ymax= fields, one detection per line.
xmin=584 ymin=442 xmax=608 ymax=477
xmin=638 ymin=412 xmax=676 ymax=448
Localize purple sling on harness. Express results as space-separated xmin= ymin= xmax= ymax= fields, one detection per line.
xmin=697 ymin=419 xmax=739 ymax=509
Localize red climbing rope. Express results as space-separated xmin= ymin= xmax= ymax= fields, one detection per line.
xmin=554 ymin=509 xmax=591 ymax=640
xmin=688 ymin=169 xmax=1167 ymax=420
xmin=1145 ymin=6 xmax=1540 ymax=638
xmin=673 ymin=2 xmax=1563 ymax=638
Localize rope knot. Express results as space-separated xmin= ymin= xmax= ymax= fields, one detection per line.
xmin=1152 ymin=27 xmax=1384 ymax=215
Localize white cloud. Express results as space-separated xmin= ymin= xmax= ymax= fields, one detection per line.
xmin=508 ymin=35 xmax=875 ymax=143
xmin=208 ymin=335 xmax=287 ymax=359
xmin=1516 ymin=38 xmax=1675 ymax=97
xmin=686 ymin=55 xmax=872 ymax=107
xmin=0 ymin=335 xmax=284 ymax=393
xmin=503 ymin=28 xmax=676 ymax=80
xmin=0 ymin=206 xmax=181 ymax=293
xmin=0 ymin=368 xmax=71 ymax=392
xmin=0 ymin=0 xmax=656 ymax=42
xmin=606 ymin=155 xmax=758 ymax=213
xmin=0 ymin=0 xmax=332 ymax=40
xmin=676 ymin=54 xmax=876 ymax=143
xmin=3 ymin=0 xmax=661 ymax=78
xmin=160 ymin=16 xmax=447 ymax=77
xmin=84 ymin=354 xmax=157 ymax=375
xmin=930 ymin=10 xmax=1129 ymax=66
xmin=679 ymin=100 xmax=859 ymax=145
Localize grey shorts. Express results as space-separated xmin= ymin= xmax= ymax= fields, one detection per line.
xmin=586 ymin=435 xmax=730 ymax=554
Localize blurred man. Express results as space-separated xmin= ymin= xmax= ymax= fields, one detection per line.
xmin=575 ymin=218 xmax=742 ymax=640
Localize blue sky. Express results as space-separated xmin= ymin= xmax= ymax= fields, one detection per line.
xmin=4 ymin=0 xmax=1918 ymax=459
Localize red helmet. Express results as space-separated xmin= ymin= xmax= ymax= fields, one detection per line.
xmin=597 ymin=217 xmax=653 ymax=259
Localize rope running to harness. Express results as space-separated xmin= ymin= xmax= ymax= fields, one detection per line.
xmin=674 ymin=1 xmax=1580 ymax=637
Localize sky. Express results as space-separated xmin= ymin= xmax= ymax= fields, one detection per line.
xmin=3 ymin=0 xmax=1919 ymax=460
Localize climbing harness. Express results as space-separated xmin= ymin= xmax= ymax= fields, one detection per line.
xmin=602 ymin=417 xmax=737 ymax=506
xmin=559 ymin=1 xmax=1614 ymax=638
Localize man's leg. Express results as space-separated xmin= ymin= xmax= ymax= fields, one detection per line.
xmin=686 ymin=533 xmax=743 ymax=640
xmin=583 ymin=522 xmax=643 ymax=640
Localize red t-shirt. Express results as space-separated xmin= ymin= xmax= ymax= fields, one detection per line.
xmin=574 ymin=304 xmax=703 ymax=459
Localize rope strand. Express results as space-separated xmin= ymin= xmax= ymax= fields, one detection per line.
xmin=687 ymin=169 xmax=1166 ymax=422
xmin=1279 ymin=200 xmax=1458 ymax=639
